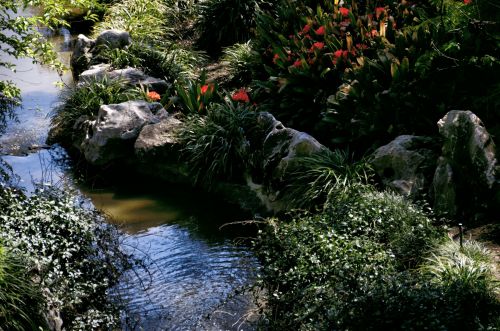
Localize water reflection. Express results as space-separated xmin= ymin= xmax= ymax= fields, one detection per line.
xmin=0 ymin=23 xmax=260 ymax=331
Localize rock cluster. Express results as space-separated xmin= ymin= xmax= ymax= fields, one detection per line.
xmin=371 ymin=110 xmax=498 ymax=219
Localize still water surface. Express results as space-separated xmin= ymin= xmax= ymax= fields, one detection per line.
xmin=0 ymin=24 xmax=258 ymax=330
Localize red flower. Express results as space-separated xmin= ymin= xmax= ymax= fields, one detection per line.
xmin=301 ymin=24 xmax=311 ymax=34
xmin=339 ymin=7 xmax=349 ymax=17
xmin=293 ymin=59 xmax=302 ymax=68
xmin=200 ymin=84 xmax=213 ymax=95
xmin=232 ymin=88 xmax=250 ymax=103
xmin=147 ymin=91 xmax=161 ymax=101
xmin=315 ymin=26 xmax=326 ymax=36
xmin=310 ymin=42 xmax=325 ymax=51
xmin=332 ymin=49 xmax=349 ymax=64
xmin=463 ymin=0 xmax=472 ymax=4
xmin=375 ymin=7 xmax=385 ymax=19
xmin=273 ymin=53 xmax=280 ymax=64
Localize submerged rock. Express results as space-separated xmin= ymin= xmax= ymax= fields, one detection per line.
xmin=81 ymin=101 xmax=162 ymax=165
xmin=371 ymin=135 xmax=439 ymax=198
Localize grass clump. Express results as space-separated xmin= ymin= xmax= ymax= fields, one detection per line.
xmin=49 ymin=76 xmax=143 ymax=147
xmin=279 ymin=149 xmax=372 ymax=209
xmin=0 ymin=245 xmax=47 ymax=330
xmin=177 ymin=100 xmax=258 ymax=185
xmin=222 ymin=41 xmax=257 ymax=85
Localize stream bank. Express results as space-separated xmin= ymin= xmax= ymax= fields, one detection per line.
xmin=0 ymin=22 xmax=260 ymax=331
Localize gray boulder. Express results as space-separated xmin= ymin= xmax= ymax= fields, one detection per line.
xmin=135 ymin=116 xmax=183 ymax=158
xmin=371 ymin=135 xmax=438 ymax=198
xmin=79 ymin=65 xmax=170 ymax=94
xmin=81 ymin=101 xmax=162 ymax=165
xmin=95 ymin=29 xmax=131 ymax=49
xmin=432 ymin=110 xmax=498 ymax=217
xmin=258 ymin=114 xmax=325 ymax=209
xmin=70 ymin=34 xmax=95 ymax=77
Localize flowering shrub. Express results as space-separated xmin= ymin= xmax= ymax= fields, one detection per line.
xmin=253 ymin=0 xmax=500 ymax=150
xmin=0 ymin=185 xmax=129 ymax=329
xmin=175 ymin=73 xmax=219 ymax=114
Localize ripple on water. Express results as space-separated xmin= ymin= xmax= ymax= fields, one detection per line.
xmin=116 ymin=224 xmax=259 ymax=331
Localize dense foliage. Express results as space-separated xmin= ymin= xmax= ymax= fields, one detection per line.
xmin=251 ymin=0 xmax=500 ymax=150
xmin=255 ymin=185 xmax=499 ymax=330
xmin=0 ymin=183 xmax=129 ymax=329
xmin=49 ymin=76 xmax=146 ymax=147
xmin=0 ymin=244 xmax=47 ymax=330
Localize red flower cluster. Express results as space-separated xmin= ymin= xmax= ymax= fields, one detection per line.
xmin=231 ymin=88 xmax=250 ymax=103
xmin=315 ymin=26 xmax=326 ymax=36
xmin=332 ymin=49 xmax=349 ymax=64
xmin=147 ymin=91 xmax=161 ymax=101
xmin=375 ymin=7 xmax=386 ymax=19
xmin=310 ymin=41 xmax=325 ymax=51
xmin=339 ymin=7 xmax=350 ymax=17
xmin=463 ymin=0 xmax=472 ymax=4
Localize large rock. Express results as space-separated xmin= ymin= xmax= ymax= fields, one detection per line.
xmin=370 ymin=135 xmax=439 ymax=198
xmin=135 ymin=116 xmax=182 ymax=158
xmin=257 ymin=114 xmax=325 ymax=210
xmin=95 ymin=29 xmax=131 ymax=49
xmin=432 ymin=110 xmax=498 ymax=217
xmin=80 ymin=65 xmax=170 ymax=94
xmin=81 ymin=101 xmax=163 ymax=165
xmin=70 ymin=34 xmax=95 ymax=77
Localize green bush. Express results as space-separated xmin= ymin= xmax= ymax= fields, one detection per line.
xmin=92 ymin=42 xmax=207 ymax=82
xmin=177 ymin=99 xmax=258 ymax=185
xmin=174 ymin=72 xmax=220 ymax=115
xmin=49 ymin=76 xmax=144 ymax=147
xmin=195 ymin=0 xmax=271 ymax=55
xmin=0 ymin=245 xmax=47 ymax=330
xmin=0 ymin=185 xmax=129 ymax=329
xmin=93 ymin=0 xmax=174 ymax=43
xmin=255 ymin=185 xmax=445 ymax=330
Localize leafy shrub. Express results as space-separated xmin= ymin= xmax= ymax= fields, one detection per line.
xmin=253 ymin=0 xmax=500 ymax=151
xmin=0 ymin=245 xmax=47 ymax=330
xmin=177 ymin=100 xmax=258 ymax=185
xmin=49 ymin=76 xmax=144 ymax=147
xmin=93 ymin=0 xmax=173 ymax=43
xmin=194 ymin=0 xmax=271 ymax=55
xmin=0 ymin=185 xmax=129 ymax=329
xmin=0 ymin=81 xmax=20 ymax=134
xmin=279 ymin=149 xmax=372 ymax=209
xmin=255 ymin=185 xmax=445 ymax=329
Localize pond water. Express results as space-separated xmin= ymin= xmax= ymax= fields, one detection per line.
xmin=0 ymin=23 xmax=259 ymax=330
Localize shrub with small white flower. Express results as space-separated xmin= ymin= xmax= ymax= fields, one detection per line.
xmin=0 ymin=183 xmax=129 ymax=330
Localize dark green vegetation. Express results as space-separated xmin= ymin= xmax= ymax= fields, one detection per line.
xmin=251 ymin=0 xmax=500 ymax=151
xmin=256 ymin=186 xmax=500 ymax=330
xmin=49 ymin=76 xmax=146 ymax=147
xmin=0 ymin=244 xmax=47 ymax=330
xmin=14 ymin=0 xmax=500 ymax=329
